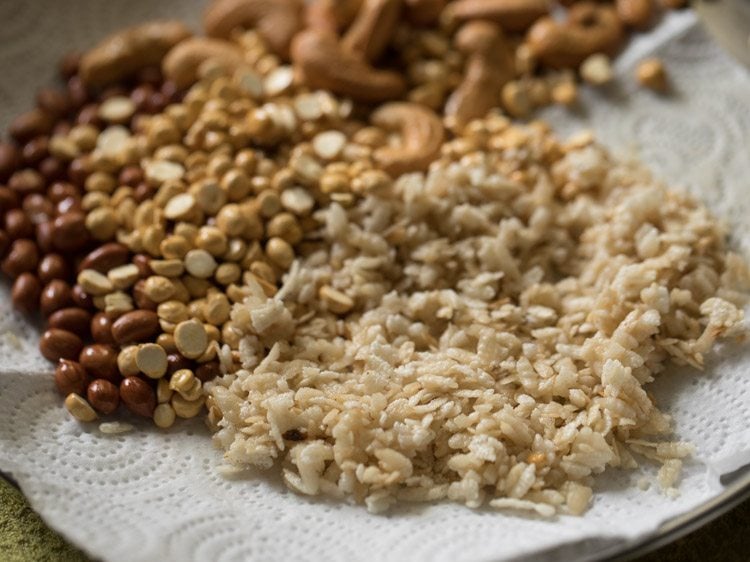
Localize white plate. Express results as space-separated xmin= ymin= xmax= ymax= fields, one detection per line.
xmin=1 ymin=2 xmax=749 ymax=561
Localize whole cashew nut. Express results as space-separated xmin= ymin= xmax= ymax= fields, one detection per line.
xmin=445 ymin=21 xmax=516 ymax=128
xmin=305 ymin=0 xmax=363 ymax=33
xmin=80 ymin=21 xmax=192 ymax=88
xmin=616 ymin=0 xmax=655 ymax=30
xmin=203 ymin=0 xmax=303 ymax=59
xmin=451 ymin=0 xmax=549 ymax=32
xmin=341 ymin=0 xmax=402 ymax=62
xmin=163 ymin=37 xmax=245 ymax=88
xmin=291 ymin=30 xmax=406 ymax=102
xmin=526 ymin=2 xmax=624 ymax=68
xmin=371 ymin=102 xmax=445 ymax=176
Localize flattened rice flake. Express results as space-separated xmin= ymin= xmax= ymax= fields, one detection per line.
xmin=207 ymin=117 xmax=748 ymax=514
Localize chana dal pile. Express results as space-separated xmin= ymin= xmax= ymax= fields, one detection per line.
xmin=1 ymin=0 xmax=747 ymax=515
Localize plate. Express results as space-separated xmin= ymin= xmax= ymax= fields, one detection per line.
xmin=1 ymin=2 xmax=749 ymax=561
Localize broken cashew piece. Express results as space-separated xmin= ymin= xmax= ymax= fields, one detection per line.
xmin=451 ymin=0 xmax=549 ymax=32
xmin=291 ymin=30 xmax=406 ymax=102
xmin=526 ymin=2 xmax=624 ymax=68
xmin=616 ymin=0 xmax=655 ymax=30
xmin=80 ymin=20 xmax=192 ymax=88
xmin=445 ymin=21 xmax=516 ymax=128
xmin=636 ymin=58 xmax=668 ymax=91
xmin=163 ymin=37 xmax=246 ymax=88
xmin=203 ymin=0 xmax=303 ymax=59
xmin=341 ymin=0 xmax=402 ymax=62
xmin=371 ymin=102 xmax=445 ymax=176
xmin=580 ymin=53 xmax=614 ymax=85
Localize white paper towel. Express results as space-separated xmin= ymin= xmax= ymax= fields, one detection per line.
xmin=0 ymin=3 xmax=749 ymax=561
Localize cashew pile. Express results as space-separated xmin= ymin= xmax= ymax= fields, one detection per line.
xmin=0 ymin=0 xmax=686 ymax=428
xmin=286 ymin=0 xmax=682 ymax=126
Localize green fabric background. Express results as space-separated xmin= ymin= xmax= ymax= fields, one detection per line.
xmin=0 ymin=478 xmax=86 ymax=562
xmin=1 ymin=475 xmax=747 ymax=561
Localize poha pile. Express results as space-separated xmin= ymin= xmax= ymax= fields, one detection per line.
xmin=207 ymin=117 xmax=749 ymax=514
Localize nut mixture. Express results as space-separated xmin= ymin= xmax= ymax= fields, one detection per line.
xmin=0 ymin=0 xmax=743 ymax=516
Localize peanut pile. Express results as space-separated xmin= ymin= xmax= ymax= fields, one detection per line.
xmin=0 ymin=0 xmax=683 ymax=427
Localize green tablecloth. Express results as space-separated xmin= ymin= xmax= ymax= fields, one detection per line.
xmin=0 ymin=477 xmax=85 ymax=562
xmin=1 ymin=475 xmax=747 ymax=561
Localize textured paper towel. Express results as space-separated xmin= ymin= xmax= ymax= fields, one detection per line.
xmin=0 ymin=2 xmax=749 ymax=561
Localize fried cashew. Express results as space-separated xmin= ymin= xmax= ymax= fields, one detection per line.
xmin=371 ymin=102 xmax=445 ymax=176
xmin=162 ymin=38 xmax=245 ymax=88
xmin=636 ymin=58 xmax=668 ymax=91
xmin=445 ymin=21 xmax=516 ymax=128
xmin=616 ymin=0 xmax=655 ymax=30
xmin=203 ymin=0 xmax=303 ymax=59
xmin=341 ymin=0 xmax=403 ymax=62
xmin=526 ymin=2 xmax=624 ymax=68
xmin=291 ymin=30 xmax=406 ymax=102
xmin=451 ymin=0 xmax=549 ymax=32
xmin=80 ymin=21 xmax=192 ymax=88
